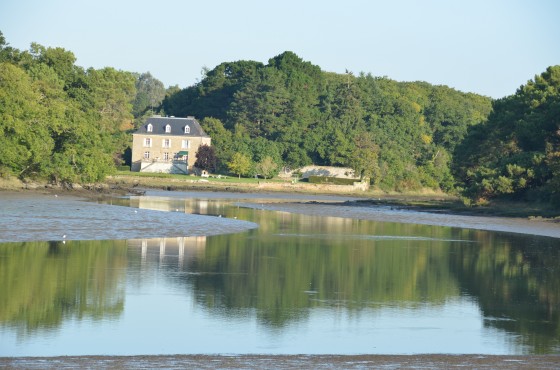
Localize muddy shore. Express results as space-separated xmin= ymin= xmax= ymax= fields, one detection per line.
xmin=247 ymin=200 xmax=560 ymax=239
xmin=0 ymin=191 xmax=258 ymax=243
xmin=2 ymin=354 xmax=560 ymax=369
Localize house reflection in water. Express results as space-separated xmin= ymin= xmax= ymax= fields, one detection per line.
xmin=128 ymin=236 xmax=207 ymax=267
xmin=130 ymin=197 xmax=210 ymax=215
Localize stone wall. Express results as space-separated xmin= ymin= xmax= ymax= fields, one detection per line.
xmin=280 ymin=166 xmax=356 ymax=179
xmin=139 ymin=161 xmax=188 ymax=175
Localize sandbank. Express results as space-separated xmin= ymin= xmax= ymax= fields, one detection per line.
xmin=0 ymin=191 xmax=257 ymax=243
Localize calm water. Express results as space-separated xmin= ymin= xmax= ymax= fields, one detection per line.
xmin=1 ymin=194 xmax=559 ymax=356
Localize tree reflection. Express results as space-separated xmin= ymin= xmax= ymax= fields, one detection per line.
xmin=176 ymin=210 xmax=461 ymax=327
xmin=451 ymin=231 xmax=560 ymax=354
xmin=155 ymin=207 xmax=560 ymax=354
xmin=0 ymin=240 xmax=127 ymax=336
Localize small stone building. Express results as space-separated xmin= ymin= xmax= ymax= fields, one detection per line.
xmin=131 ymin=116 xmax=211 ymax=174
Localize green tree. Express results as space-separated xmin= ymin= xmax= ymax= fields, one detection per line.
xmin=0 ymin=34 xmax=139 ymax=183
xmin=351 ymin=132 xmax=379 ymax=181
xmin=132 ymin=72 xmax=166 ymax=118
xmin=453 ymin=65 xmax=560 ymax=204
xmin=255 ymin=156 xmax=278 ymax=179
xmin=0 ymin=63 xmax=51 ymax=178
xmin=228 ymin=152 xmax=252 ymax=178
xmin=0 ymin=31 xmax=19 ymax=63
xmin=200 ymin=117 xmax=233 ymax=171
xmin=229 ymin=67 xmax=289 ymax=139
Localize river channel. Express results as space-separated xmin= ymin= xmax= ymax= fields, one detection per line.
xmin=0 ymin=190 xmax=559 ymax=357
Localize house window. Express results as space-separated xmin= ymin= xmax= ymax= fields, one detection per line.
xmin=143 ymin=151 xmax=150 ymax=159
xmin=181 ymin=139 xmax=190 ymax=149
xmin=147 ymin=124 xmax=153 ymax=132
xmin=163 ymin=152 xmax=169 ymax=161
xmin=165 ymin=124 xmax=171 ymax=133
xmin=184 ymin=125 xmax=190 ymax=134
xmin=144 ymin=138 xmax=152 ymax=147
xmin=162 ymin=139 xmax=171 ymax=148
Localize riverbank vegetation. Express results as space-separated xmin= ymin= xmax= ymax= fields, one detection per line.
xmin=1 ymin=31 xmax=558 ymax=212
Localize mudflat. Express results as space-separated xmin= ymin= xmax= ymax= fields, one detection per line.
xmin=0 ymin=191 xmax=257 ymax=243
xmin=248 ymin=201 xmax=560 ymax=239
xmin=2 ymin=354 xmax=560 ymax=369
xmin=1 ymin=189 xmax=558 ymax=242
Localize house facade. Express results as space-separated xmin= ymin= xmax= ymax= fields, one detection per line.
xmin=131 ymin=116 xmax=211 ymax=174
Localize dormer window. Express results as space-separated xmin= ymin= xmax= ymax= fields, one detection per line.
xmin=147 ymin=124 xmax=153 ymax=132
xmin=165 ymin=124 xmax=171 ymax=133
xmin=184 ymin=125 xmax=191 ymax=134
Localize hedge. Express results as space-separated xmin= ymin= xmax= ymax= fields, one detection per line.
xmin=308 ymin=175 xmax=361 ymax=185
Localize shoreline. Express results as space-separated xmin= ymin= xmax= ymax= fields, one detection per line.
xmin=3 ymin=174 xmax=559 ymax=219
xmin=245 ymin=200 xmax=560 ymax=239
xmin=3 ymin=354 xmax=560 ymax=369
xmin=1 ymin=186 xmax=559 ymax=241
xmin=0 ymin=191 xmax=258 ymax=243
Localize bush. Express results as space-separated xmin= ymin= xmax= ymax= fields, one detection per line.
xmin=308 ymin=175 xmax=360 ymax=185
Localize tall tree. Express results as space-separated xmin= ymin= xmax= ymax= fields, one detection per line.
xmin=0 ymin=63 xmax=51 ymax=177
xmin=350 ymin=132 xmax=380 ymax=181
xmin=132 ymin=72 xmax=166 ymax=118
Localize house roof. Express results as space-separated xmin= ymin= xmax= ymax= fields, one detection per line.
xmin=133 ymin=116 xmax=209 ymax=137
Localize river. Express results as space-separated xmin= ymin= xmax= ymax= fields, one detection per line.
xmin=0 ymin=190 xmax=559 ymax=358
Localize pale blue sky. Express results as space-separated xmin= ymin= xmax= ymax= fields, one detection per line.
xmin=1 ymin=0 xmax=558 ymax=98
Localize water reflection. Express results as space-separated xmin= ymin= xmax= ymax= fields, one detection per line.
xmin=451 ymin=232 xmax=560 ymax=353
xmin=0 ymin=240 xmax=127 ymax=337
xmin=128 ymin=236 xmax=207 ymax=267
xmin=1 ymin=195 xmax=559 ymax=355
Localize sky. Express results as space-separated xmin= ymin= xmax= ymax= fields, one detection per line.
xmin=1 ymin=0 xmax=559 ymax=99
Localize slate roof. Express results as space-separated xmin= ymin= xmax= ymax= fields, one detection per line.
xmin=133 ymin=116 xmax=209 ymax=137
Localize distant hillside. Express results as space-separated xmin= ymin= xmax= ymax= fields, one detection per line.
xmin=162 ymin=51 xmax=493 ymax=191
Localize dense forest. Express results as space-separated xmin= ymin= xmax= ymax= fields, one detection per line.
xmin=1 ymin=31 xmax=558 ymax=206
xmin=162 ymin=52 xmax=493 ymax=192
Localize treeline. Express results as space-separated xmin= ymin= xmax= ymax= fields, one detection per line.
xmin=0 ymin=32 xmax=136 ymax=183
xmin=0 ymin=31 xmax=170 ymax=183
xmin=163 ymin=52 xmax=560 ymax=206
xmin=163 ymin=51 xmax=493 ymax=192
xmin=1 ymin=31 xmax=559 ymax=206
xmin=453 ymin=66 xmax=560 ymax=206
